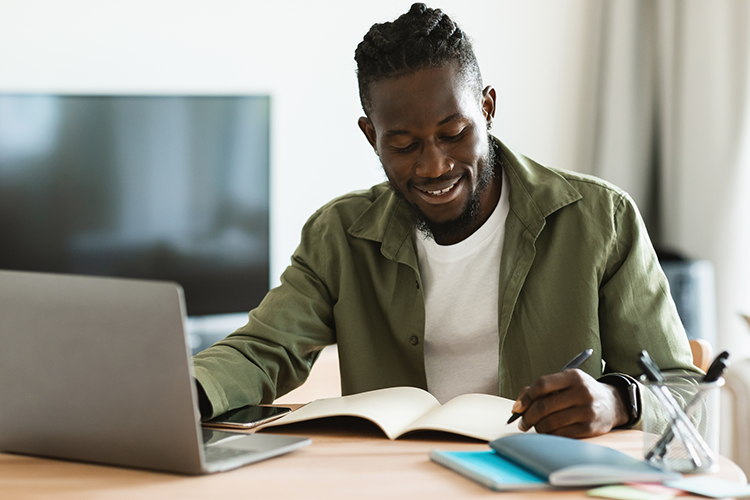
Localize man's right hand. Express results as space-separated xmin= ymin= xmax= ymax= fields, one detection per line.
xmin=512 ymin=369 xmax=628 ymax=438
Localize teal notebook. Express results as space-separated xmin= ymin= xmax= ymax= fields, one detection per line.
xmin=432 ymin=434 xmax=682 ymax=491
xmin=430 ymin=450 xmax=549 ymax=491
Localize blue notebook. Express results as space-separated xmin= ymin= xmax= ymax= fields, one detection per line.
xmin=431 ymin=434 xmax=682 ymax=491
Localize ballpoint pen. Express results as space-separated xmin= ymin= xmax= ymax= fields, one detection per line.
xmin=506 ymin=348 xmax=594 ymax=425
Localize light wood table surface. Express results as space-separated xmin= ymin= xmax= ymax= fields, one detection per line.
xmin=0 ymin=415 xmax=746 ymax=500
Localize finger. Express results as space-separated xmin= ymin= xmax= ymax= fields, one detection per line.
xmin=524 ymin=370 xmax=585 ymax=402
xmin=515 ymin=373 xmax=582 ymax=431
xmin=523 ymin=385 xmax=622 ymax=437
xmin=524 ymin=383 xmax=593 ymax=422
xmin=548 ymin=420 xmax=603 ymax=439
xmin=531 ymin=404 xmax=596 ymax=436
xmin=518 ymin=388 xmax=582 ymax=432
xmin=512 ymin=386 xmax=530 ymax=414
xmin=519 ymin=383 xmax=598 ymax=432
xmin=518 ymin=415 xmax=533 ymax=432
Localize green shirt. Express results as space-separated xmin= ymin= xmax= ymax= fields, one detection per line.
xmin=193 ymin=139 xmax=698 ymax=422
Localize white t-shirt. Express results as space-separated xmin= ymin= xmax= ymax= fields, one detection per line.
xmin=415 ymin=168 xmax=510 ymax=404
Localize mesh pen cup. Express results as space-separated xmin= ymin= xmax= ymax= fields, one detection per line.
xmin=640 ymin=373 xmax=723 ymax=473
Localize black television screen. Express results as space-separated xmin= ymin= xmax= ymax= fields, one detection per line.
xmin=0 ymin=95 xmax=270 ymax=316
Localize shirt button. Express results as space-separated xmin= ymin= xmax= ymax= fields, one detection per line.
xmin=409 ymin=335 xmax=419 ymax=346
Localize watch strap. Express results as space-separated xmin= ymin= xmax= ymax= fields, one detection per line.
xmin=598 ymin=373 xmax=641 ymax=428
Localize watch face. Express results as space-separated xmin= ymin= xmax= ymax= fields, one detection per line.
xmin=626 ymin=381 xmax=640 ymax=420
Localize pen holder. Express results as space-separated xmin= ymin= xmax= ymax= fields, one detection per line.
xmin=640 ymin=374 xmax=723 ymax=474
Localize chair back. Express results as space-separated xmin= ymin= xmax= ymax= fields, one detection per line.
xmin=689 ymin=338 xmax=713 ymax=373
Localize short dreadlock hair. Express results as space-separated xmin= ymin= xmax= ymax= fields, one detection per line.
xmin=355 ymin=3 xmax=483 ymax=116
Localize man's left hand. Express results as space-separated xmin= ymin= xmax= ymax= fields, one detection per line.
xmin=512 ymin=369 xmax=629 ymax=438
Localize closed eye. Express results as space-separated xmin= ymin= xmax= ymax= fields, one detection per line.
xmin=392 ymin=142 xmax=418 ymax=154
xmin=444 ymin=127 xmax=470 ymax=141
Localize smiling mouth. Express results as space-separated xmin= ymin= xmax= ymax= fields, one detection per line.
xmin=415 ymin=178 xmax=460 ymax=197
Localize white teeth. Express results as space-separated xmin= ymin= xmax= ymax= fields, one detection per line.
xmin=427 ymin=183 xmax=456 ymax=196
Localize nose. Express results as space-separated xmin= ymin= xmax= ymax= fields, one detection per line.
xmin=414 ymin=141 xmax=454 ymax=178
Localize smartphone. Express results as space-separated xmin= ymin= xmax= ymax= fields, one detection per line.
xmin=202 ymin=405 xmax=293 ymax=430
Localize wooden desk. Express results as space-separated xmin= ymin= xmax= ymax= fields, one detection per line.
xmin=0 ymin=420 xmax=745 ymax=500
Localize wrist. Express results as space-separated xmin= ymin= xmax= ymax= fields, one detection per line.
xmin=598 ymin=373 xmax=641 ymax=428
xmin=194 ymin=379 xmax=214 ymax=420
xmin=604 ymin=382 xmax=630 ymax=428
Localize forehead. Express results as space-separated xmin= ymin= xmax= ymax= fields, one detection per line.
xmin=367 ymin=64 xmax=480 ymax=131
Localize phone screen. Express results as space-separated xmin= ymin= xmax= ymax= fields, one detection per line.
xmin=202 ymin=405 xmax=292 ymax=430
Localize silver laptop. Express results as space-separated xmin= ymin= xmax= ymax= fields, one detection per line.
xmin=0 ymin=269 xmax=310 ymax=474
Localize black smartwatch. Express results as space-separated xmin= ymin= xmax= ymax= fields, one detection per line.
xmin=598 ymin=373 xmax=641 ymax=428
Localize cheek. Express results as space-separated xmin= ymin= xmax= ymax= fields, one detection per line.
xmin=455 ymin=131 xmax=489 ymax=166
xmin=381 ymin=158 xmax=413 ymax=185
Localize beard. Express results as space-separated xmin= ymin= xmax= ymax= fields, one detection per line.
xmin=389 ymin=136 xmax=499 ymax=244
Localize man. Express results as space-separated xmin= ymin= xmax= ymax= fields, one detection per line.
xmin=194 ymin=3 xmax=698 ymax=437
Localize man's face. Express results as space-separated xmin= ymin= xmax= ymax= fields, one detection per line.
xmin=358 ymin=63 xmax=499 ymax=244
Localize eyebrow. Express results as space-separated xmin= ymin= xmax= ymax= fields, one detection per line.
xmin=383 ymin=113 xmax=466 ymax=138
xmin=438 ymin=113 xmax=464 ymax=126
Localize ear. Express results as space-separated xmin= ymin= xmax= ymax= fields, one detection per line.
xmin=481 ymin=86 xmax=497 ymax=125
xmin=358 ymin=116 xmax=378 ymax=150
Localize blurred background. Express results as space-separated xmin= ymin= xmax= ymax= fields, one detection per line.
xmin=1 ymin=0 xmax=749 ymax=471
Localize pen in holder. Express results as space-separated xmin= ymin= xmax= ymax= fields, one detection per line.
xmin=639 ymin=350 xmax=722 ymax=474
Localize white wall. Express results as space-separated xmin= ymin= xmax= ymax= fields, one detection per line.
xmin=0 ymin=0 xmax=595 ymax=285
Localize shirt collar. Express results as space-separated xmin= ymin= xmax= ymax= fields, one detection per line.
xmin=347 ymin=137 xmax=582 ymax=258
xmin=495 ymin=137 xmax=582 ymax=238
xmin=346 ymin=185 xmax=415 ymax=265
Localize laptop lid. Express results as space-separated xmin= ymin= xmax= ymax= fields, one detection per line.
xmin=0 ymin=270 xmax=308 ymax=474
